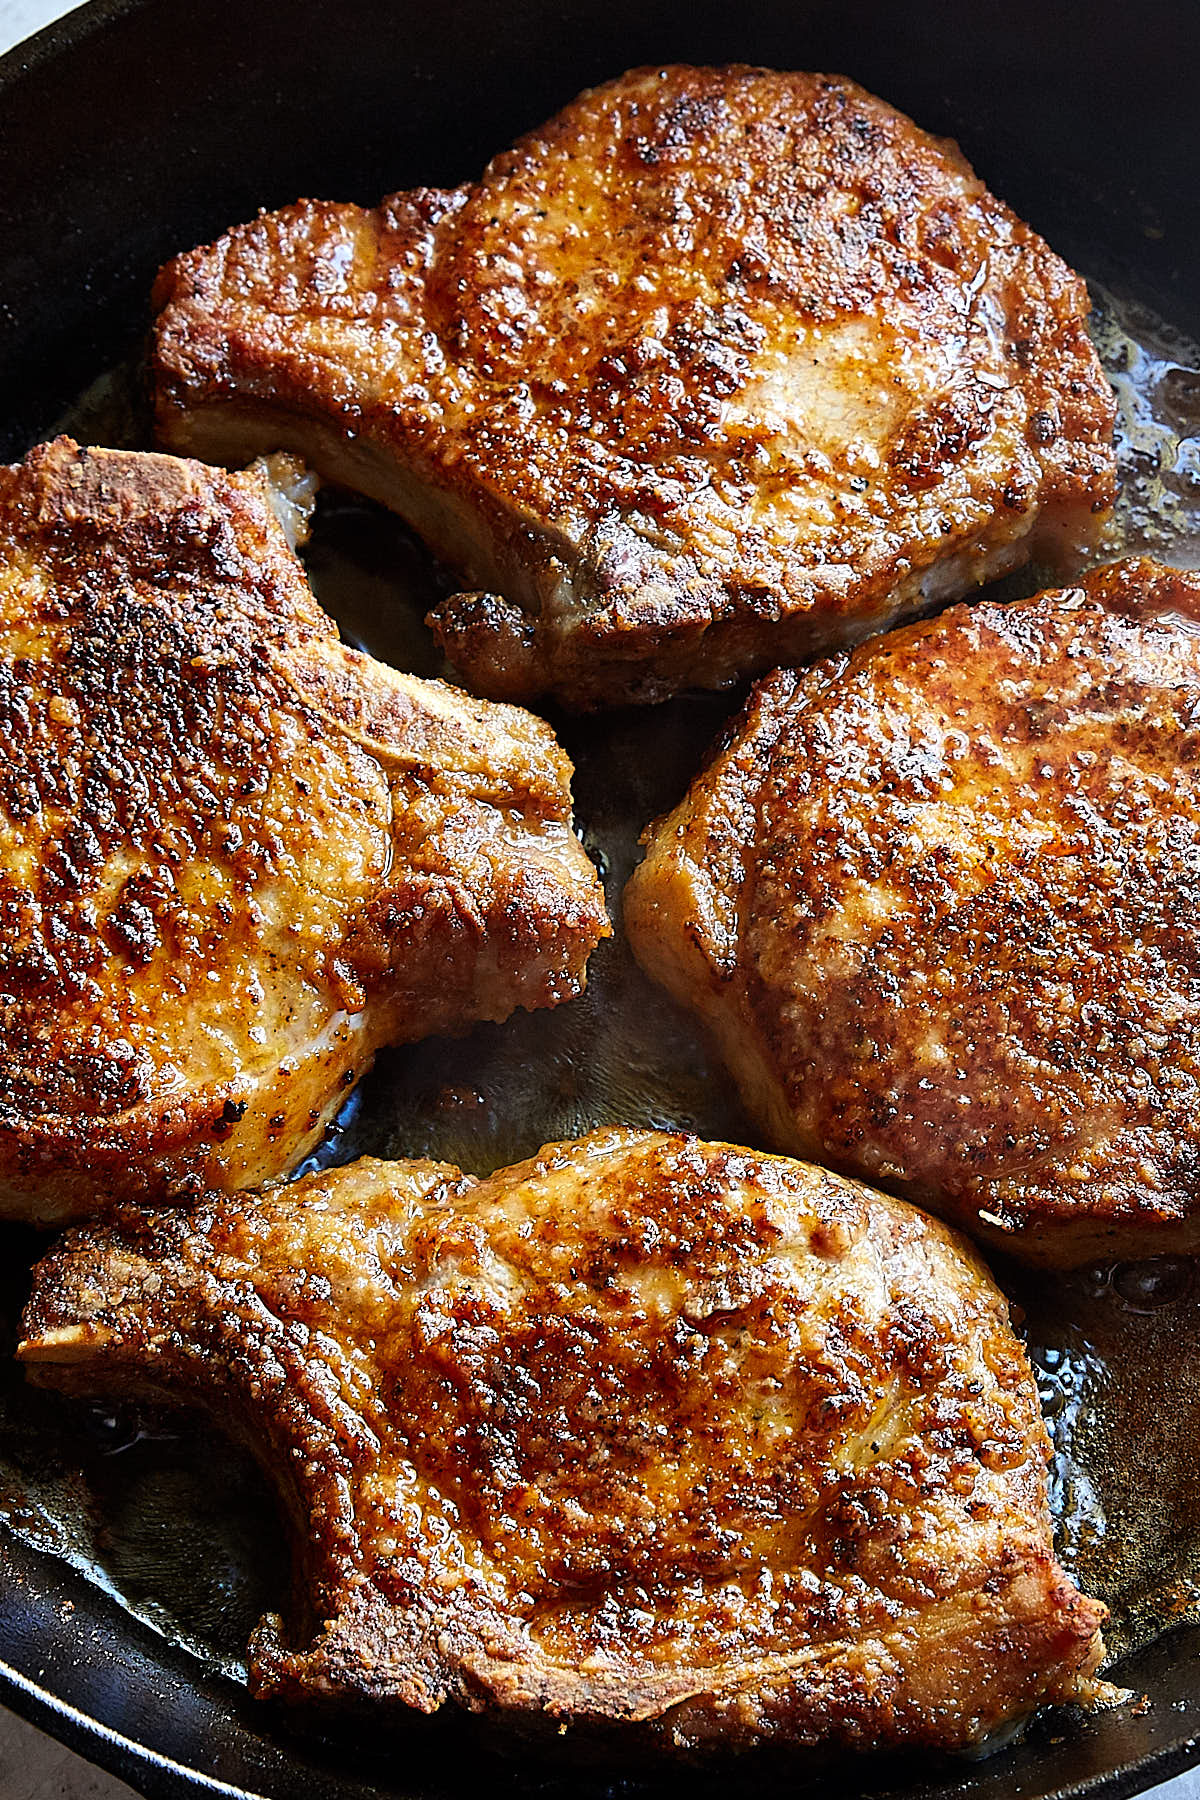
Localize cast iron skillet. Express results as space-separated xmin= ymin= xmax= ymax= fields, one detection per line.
xmin=3 ymin=1 xmax=1200 ymax=1795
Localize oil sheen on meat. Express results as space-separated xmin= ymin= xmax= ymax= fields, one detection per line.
xmin=18 ymin=1130 xmax=1107 ymax=1757
xmin=150 ymin=65 xmax=1117 ymax=709
xmin=0 ymin=274 xmax=1197 ymax=1770
xmin=626 ymin=557 xmax=1200 ymax=1267
xmin=0 ymin=439 xmax=608 ymax=1221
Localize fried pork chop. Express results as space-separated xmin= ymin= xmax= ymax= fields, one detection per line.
xmin=19 ymin=1127 xmax=1106 ymax=1756
xmin=626 ymin=557 xmax=1200 ymax=1267
xmin=0 ymin=438 xmax=607 ymax=1223
xmin=151 ymin=65 xmax=1117 ymax=710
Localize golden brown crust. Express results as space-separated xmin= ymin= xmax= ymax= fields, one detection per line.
xmin=0 ymin=438 xmax=608 ymax=1222
xmin=151 ymin=65 xmax=1116 ymax=709
xmin=19 ymin=1129 xmax=1105 ymax=1756
xmin=626 ymin=557 xmax=1200 ymax=1266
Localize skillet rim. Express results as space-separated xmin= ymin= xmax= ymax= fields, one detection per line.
xmin=1 ymin=1 xmax=1199 ymax=1795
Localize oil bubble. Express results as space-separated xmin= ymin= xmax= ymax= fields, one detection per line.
xmin=1110 ymin=1257 xmax=1195 ymax=1313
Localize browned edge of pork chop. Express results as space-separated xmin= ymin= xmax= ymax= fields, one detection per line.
xmin=626 ymin=558 xmax=1200 ymax=1267
xmin=151 ymin=65 xmax=1116 ymax=710
xmin=0 ymin=437 xmax=608 ymax=1221
xmin=19 ymin=1129 xmax=1108 ymax=1757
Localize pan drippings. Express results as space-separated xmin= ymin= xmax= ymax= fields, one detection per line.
xmin=1 ymin=282 xmax=1198 ymax=1684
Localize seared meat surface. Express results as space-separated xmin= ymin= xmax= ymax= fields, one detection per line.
xmin=0 ymin=439 xmax=607 ymax=1222
xmin=19 ymin=1128 xmax=1105 ymax=1755
xmin=626 ymin=558 xmax=1200 ymax=1267
xmin=151 ymin=65 xmax=1116 ymax=709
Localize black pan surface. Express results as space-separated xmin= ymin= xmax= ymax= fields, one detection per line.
xmin=3 ymin=2 xmax=1200 ymax=1796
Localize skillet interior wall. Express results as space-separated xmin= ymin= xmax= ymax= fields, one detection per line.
xmin=1 ymin=0 xmax=1199 ymax=453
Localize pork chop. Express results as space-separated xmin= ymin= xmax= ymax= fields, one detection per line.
xmin=18 ymin=1127 xmax=1107 ymax=1757
xmin=0 ymin=438 xmax=608 ymax=1223
xmin=625 ymin=557 xmax=1200 ymax=1267
xmin=151 ymin=65 xmax=1117 ymax=710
